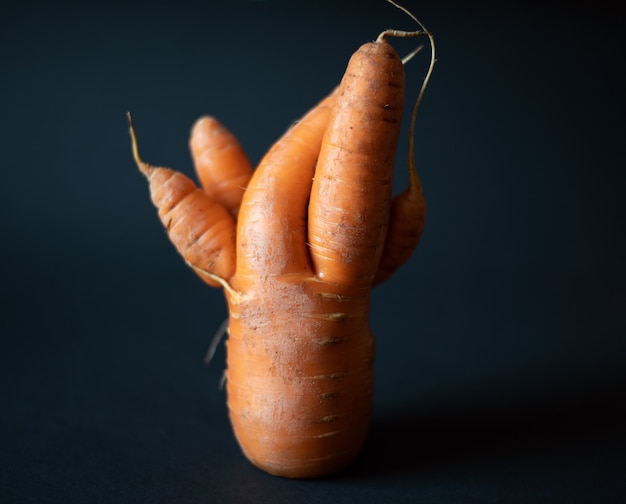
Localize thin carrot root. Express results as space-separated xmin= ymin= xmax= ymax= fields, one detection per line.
xmin=401 ymin=44 xmax=424 ymax=64
xmin=204 ymin=318 xmax=229 ymax=365
xmin=129 ymin=0 xmax=435 ymax=479
xmin=127 ymin=113 xmax=154 ymax=177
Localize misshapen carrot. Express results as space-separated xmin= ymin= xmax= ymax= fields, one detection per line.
xmin=130 ymin=0 xmax=435 ymax=479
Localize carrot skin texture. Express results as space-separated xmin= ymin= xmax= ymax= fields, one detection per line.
xmin=308 ymin=40 xmax=405 ymax=287
xmin=147 ymin=167 xmax=236 ymax=286
xmin=189 ymin=116 xmax=254 ymax=218
xmin=236 ymin=94 xmax=335 ymax=279
xmin=226 ymin=277 xmax=374 ymax=478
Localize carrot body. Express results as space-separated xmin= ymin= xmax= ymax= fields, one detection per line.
xmin=189 ymin=116 xmax=253 ymax=218
xmin=226 ymin=277 xmax=374 ymax=478
xmin=373 ymin=171 xmax=426 ymax=285
xmin=130 ymin=16 xmax=433 ymax=478
xmin=143 ymin=165 xmax=236 ymax=287
xmin=236 ymin=93 xmax=335 ymax=279
xmin=308 ymin=41 xmax=405 ymax=287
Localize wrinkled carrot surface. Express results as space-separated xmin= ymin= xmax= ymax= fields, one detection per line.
xmin=129 ymin=1 xmax=435 ymax=479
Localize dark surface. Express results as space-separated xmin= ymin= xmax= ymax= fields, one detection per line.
xmin=2 ymin=1 xmax=625 ymax=502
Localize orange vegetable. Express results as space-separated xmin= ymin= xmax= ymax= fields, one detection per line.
xmin=189 ymin=116 xmax=253 ymax=218
xmin=129 ymin=0 xmax=435 ymax=479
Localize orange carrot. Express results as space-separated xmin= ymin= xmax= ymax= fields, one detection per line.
xmin=235 ymin=91 xmax=336 ymax=279
xmin=189 ymin=117 xmax=253 ymax=218
xmin=128 ymin=114 xmax=237 ymax=289
xmin=129 ymin=0 xmax=435 ymax=479
xmin=307 ymin=40 xmax=405 ymax=287
xmin=373 ymin=166 xmax=426 ymax=285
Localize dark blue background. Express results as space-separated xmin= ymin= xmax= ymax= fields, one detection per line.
xmin=2 ymin=0 xmax=625 ymax=502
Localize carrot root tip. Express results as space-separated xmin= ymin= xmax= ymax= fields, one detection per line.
xmin=186 ymin=261 xmax=239 ymax=298
xmin=127 ymin=112 xmax=155 ymax=177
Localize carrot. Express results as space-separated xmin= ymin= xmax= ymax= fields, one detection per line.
xmin=189 ymin=116 xmax=253 ymax=218
xmin=235 ymin=91 xmax=336 ymax=279
xmin=129 ymin=0 xmax=435 ymax=479
xmin=128 ymin=113 xmax=237 ymax=289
